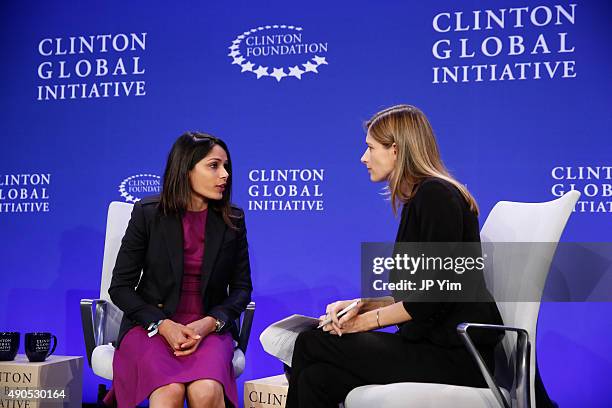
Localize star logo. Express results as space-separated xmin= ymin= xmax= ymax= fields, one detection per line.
xmin=313 ymin=55 xmax=328 ymax=65
xmin=227 ymin=24 xmax=328 ymax=82
xmin=241 ymin=62 xmax=255 ymax=72
xmin=253 ymin=65 xmax=269 ymax=79
xmin=302 ymin=61 xmax=318 ymax=73
xmin=118 ymin=174 xmax=161 ymax=204
xmin=288 ymin=66 xmax=305 ymax=79
xmin=270 ymin=68 xmax=287 ymax=82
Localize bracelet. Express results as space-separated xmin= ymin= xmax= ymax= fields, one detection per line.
xmin=376 ymin=309 xmax=382 ymax=329
xmin=147 ymin=319 xmax=164 ymax=338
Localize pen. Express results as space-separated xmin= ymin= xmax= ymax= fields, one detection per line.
xmin=317 ymin=300 xmax=359 ymax=329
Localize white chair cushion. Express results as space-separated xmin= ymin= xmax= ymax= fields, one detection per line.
xmin=232 ymin=348 xmax=246 ymax=377
xmin=345 ymin=382 xmax=510 ymax=408
xmin=91 ymin=344 xmax=247 ymax=380
xmin=92 ymin=344 xmax=115 ymax=380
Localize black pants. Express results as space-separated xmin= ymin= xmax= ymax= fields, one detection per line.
xmin=286 ymin=329 xmax=491 ymax=408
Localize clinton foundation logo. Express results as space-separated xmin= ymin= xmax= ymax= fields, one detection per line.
xmin=247 ymin=169 xmax=324 ymax=211
xmin=228 ymin=25 xmax=328 ymax=82
xmin=118 ymin=174 xmax=161 ymax=203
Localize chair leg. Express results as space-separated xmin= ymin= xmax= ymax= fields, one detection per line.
xmin=97 ymin=384 xmax=108 ymax=404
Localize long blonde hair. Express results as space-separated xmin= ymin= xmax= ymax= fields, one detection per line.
xmin=366 ymin=104 xmax=479 ymax=215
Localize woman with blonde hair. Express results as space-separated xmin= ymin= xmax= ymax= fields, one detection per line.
xmin=286 ymin=105 xmax=504 ymax=407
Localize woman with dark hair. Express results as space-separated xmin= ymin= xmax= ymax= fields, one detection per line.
xmin=105 ymin=132 xmax=252 ymax=408
xmin=285 ymin=105 xmax=504 ymax=407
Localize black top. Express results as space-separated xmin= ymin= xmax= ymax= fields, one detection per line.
xmin=394 ymin=177 xmax=503 ymax=347
xmin=109 ymin=196 xmax=252 ymax=347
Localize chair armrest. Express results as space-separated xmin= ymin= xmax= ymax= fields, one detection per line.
xmin=237 ymin=302 xmax=255 ymax=353
xmin=457 ymin=322 xmax=531 ymax=408
xmin=80 ymin=298 xmax=122 ymax=367
xmin=80 ymin=299 xmax=105 ymax=367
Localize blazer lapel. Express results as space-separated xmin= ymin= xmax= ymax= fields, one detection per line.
xmin=201 ymin=208 xmax=226 ymax=295
xmin=161 ymin=213 xmax=184 ymax=285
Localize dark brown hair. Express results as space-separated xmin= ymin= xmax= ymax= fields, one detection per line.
xmin=159 ymin=131 xmax=239 ymax=228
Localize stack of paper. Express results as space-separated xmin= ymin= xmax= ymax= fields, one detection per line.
xmin=259 ymin=314 xmax=320 ymax=366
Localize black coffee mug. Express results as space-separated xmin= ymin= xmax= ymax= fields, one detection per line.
xmin=25 ymin=332 xmax=57 ymax=362
xmin=0 ymin=332 xmax=20 ymax=361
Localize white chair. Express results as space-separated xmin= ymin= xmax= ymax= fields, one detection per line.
xmin=345 ymin=191 xmax=580 ymax=408
xmin=80 ymin=202 xmax=255 ymax=399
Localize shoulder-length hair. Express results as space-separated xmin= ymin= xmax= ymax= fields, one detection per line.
xmin=159 ymin=131 xmax=239 ymax=228
xmin=366 ymin=104 xmax=479 ymax=216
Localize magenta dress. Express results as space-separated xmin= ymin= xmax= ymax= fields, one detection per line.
xmin=104 ymin=209 xmax=238 ymax=407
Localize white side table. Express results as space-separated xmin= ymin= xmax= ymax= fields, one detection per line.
xmin=244 ymin=374 xmax=288 ymax=408
xmin=0 ymin=354 xmax=83 ymax=407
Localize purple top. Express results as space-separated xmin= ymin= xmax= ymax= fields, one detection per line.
xmin=173 ymin=209 xmax=207 ymax=323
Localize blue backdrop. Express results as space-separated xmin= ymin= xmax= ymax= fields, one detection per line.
xmin=1 ymin=1 xmax=610 ymax=406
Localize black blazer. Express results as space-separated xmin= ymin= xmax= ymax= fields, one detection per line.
xmin=109 ymin=195 xmax=252 ymax=348
xmin=394 ymin=177 xmax=503 ymax=347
